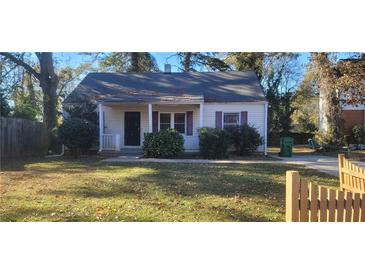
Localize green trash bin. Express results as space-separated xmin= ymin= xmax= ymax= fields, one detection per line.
xmin=279 ymin=137 xmax=293 ymax=157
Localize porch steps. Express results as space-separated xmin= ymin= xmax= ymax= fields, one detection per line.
xmin=100 ymin=148 xmax=143 ymax=158
xmin=121 ymin=148 xmax=143 ymax=156
xmin=99 ymin=151 xmax=123 ymax=157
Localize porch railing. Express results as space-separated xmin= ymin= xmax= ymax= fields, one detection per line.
xmin=102 ymin=134 xmax=121 ymax=151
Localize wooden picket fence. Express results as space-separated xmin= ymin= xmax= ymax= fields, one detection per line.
xmin=338 ymin=154 xmax=365 ymax=193
xmin=286 ymin=171 xmax=365 ymax=222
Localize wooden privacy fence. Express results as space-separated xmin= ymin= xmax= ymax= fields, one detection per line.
xmin=338 ymin=154 xmax=365 ymax=193
xmin=0 ymin=117 xmax=48 ymax=159
xmin=286 ymin=171 xmax=365 ymax=222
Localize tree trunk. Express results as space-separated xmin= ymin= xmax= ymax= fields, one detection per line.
xmin=311 ymin=53 xmax=343 ymax=146
xmin=0 ymin=52 xmax=59 ymax=144
xmin=183 ymin=52 xmax=192 ymax=72
xmin=130 ymin=52 xmax=139 ymax=72
xmin=36 ymin=53 xmax=59 ymax=133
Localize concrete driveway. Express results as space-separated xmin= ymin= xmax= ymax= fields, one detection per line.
xmin=103 ymin=154 xmax=365 ymax=177
xmin=273 ymin=155 xmax=365 ymax=177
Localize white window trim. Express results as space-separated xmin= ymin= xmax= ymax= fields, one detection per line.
xmin=158 ymin=112 xmax=187 ymax=135
xmin=222 ymin=112 xmax=240 ymax=128
xmin=159 ymin=112 xmax=171 ymax=131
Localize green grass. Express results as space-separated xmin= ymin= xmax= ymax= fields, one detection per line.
xmin=0 ymin=157 xmax=339 ymax=222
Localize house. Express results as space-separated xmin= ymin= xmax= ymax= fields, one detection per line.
xmin=64 ymin=67 xmax=268 ymax=154
xmin=319 ymin=56 xmax=365 ymax=137
xmin=319 ymin=97 xmax=365 ymax=136
xmin=341 ymin=103 xmax=365 ymax=135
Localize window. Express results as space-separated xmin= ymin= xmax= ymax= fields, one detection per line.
xmin=174 ymin=113 xmax=186 ymax=134
xmin=160 ymin=113 xmax=171 ymax=130
xmin=223 ymin=112 xmax=239 ymax=128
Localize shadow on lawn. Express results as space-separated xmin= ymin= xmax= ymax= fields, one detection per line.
xmin=2 ymin=159 xmax=337 ymax=222
xmin=44 ymin=162 xmax=337 ymax=202
xmin=0 ymin=207 xmax=55 ymax=222
xmin=42 ymin=163 xmax=288 ymax=199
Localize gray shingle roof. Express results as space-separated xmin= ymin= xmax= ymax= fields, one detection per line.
xmin=63 ymin=71 xmax=266 ymax=104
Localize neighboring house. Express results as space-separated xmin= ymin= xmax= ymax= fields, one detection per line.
xmin=341 ymin=103 xmax=365 ymax=135
xmin=64 ymin=67 xmax=268 ymax=154
xmin=319 ymin=95 xmax=365 ymax=136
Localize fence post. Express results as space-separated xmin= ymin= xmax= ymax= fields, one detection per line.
xmin=286 ymin=171 xmax=300 ymax=222
xmin=338 ymin=154 xmax=345 ymax=190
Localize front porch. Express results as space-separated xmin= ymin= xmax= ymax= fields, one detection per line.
xmin=98 ymin=102 xmax=204 ymax=153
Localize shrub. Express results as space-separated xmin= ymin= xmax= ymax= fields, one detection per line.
xmin=352 ymin=124 xmax=365 ymax=145
xmin=314 ymin=131 xmax=344 ymax=151
xmin=58 ymin=118 xmax=97 ymax=155
xmin=63 ymin=102 xmax=97 ymax=124
xmin=198 ymin=127 xmax=230 ymax=159
xmin=225 ymin=125 xmax=264 ymax=155
xmin=143 ymin=129 xmax=184 ymax=158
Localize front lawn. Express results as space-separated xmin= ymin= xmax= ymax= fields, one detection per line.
xmin=0 ymin=157 xmax=338 ymax=221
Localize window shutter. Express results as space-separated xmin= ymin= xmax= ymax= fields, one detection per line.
xmin=241 ymin=111 xmax=248 ymax=125
xmin=152 ymin=111 xmax=158 ymax=133
xmin=215 ymin=111 xmax=222 ymax=129
xmin=186 ymin=111 xmax=193 ymax=136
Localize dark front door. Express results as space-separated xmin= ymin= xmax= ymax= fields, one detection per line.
xmin=124 ymin=112 xmax=141 ymax=146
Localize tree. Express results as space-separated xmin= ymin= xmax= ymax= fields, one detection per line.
xmin=57 ymin=64 xmax=92 ymax=99
xmin=0 ymin=59 xmax=12 ymax=117
xmin=226 ymin=52 xmax=300 ymax=138
xmin=336 ymin=53 xmax=365 ymax=105
xmin=99 ymin=52 xmax=159 ymax=72
xmin=10 ymin=70 xmax=42 ymax=121
xmin=0 ymin=52 xmax=59 ymax=134
xmin=225 ymin=52 xmax=265 ymax=80
xmin=174 ymin=52 xmax=230 ymax=72
xmin=310 ymin=53 xmax=343 ymax=146
xmin=12 ymin=94 xmax=41 ymax=121
xmin=0 ymin=91 xmax=11 ymax=117
xmin=63 ymin=102 xmax=97 ymax=124
xmin=291 ymin=70 xmax=319 ymax=133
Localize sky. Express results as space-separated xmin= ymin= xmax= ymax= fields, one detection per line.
xmin=52 ymin=52 xmax=356 ymax=89
xmin=59 ymin=52 xmax=313 ymax=90
xmin=55 ymin=52 xmax=312 ymax=72
xmin=50 ymin=52 xmax=358 ymax=96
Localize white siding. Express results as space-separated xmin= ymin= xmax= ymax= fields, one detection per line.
xmin=103 ymin=105 xmax=148 ymax=148
xmin=320 ymin=93 xmax=365 ymax=132
xmin=102 ymin=102 xmax=267 ymax=152
xmin=154 ymin=105 xmax=200 ymax=152
xmin=103 ymin=104 xmax=200 ymax=151
xmin=203 ymin=102 xmax=267 ymax=151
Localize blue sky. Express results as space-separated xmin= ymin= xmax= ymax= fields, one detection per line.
xmin=54 ymin=52 xmax=355 ymax=76
xmin=55 ymin=52 xmax=312 ymax=71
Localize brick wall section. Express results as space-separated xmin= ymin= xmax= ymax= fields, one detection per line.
xmin=341 ymin=110 xmax=365 ymax=135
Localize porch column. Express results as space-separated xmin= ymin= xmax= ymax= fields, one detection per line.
xmin=98 ymin=103 xmax=103 ymax=152
xmin=199 ymin=102 xmax=204 ymax=128
xmin=148 ymin=103 xmax=153 ymax=133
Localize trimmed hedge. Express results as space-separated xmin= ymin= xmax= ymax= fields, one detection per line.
xmin=59 ymin=118 xmax=97 ymax=155
xmin=143 ymin=129 xmax=184 ymax=158
xmin=226 ymin=125 xmax=264 ymax=155
xmin=198 ymin=127 xmax=230 ymax=159
xmin=199 ymin=125 xmax=263 ymax=159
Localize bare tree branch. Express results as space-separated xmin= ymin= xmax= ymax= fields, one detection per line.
xmin=0 ymin=52 xmax=41 ymax=80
